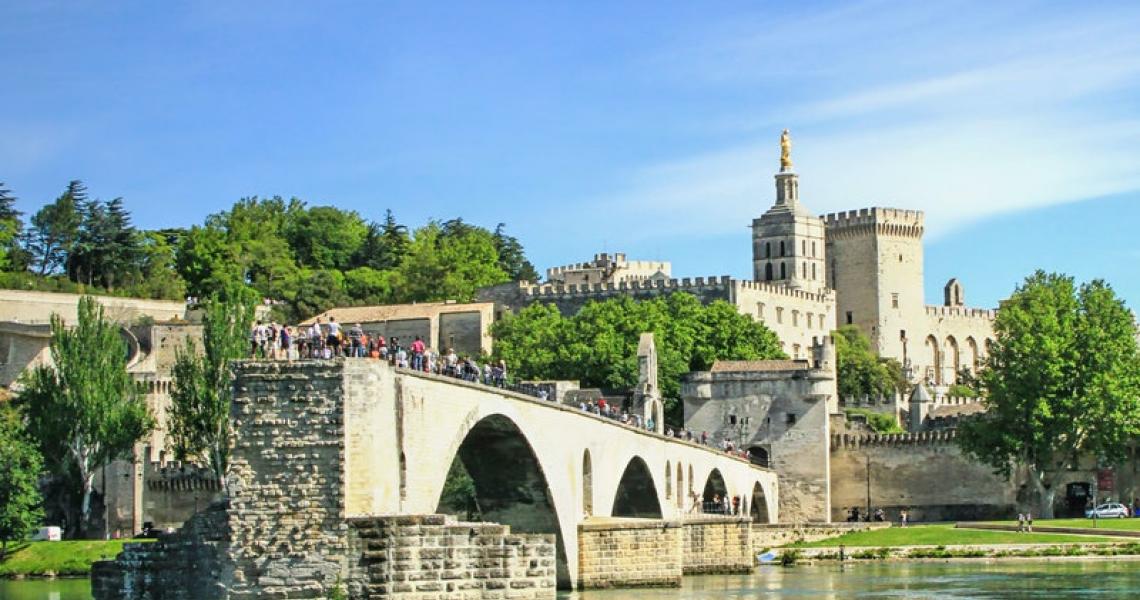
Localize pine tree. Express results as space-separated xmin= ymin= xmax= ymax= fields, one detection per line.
xmin=0 ymin=183 xmax=24 ymax=271
xmin=27 ymin=180 xmax=84 ymax=275
xmin=493 ymin=223 xmax=539 ymax=282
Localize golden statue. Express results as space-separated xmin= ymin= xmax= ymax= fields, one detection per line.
xmin=780 ymin=129 xmax=793 ymax=171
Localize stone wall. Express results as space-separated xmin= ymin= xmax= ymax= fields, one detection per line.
xmin=350 ymin=515 xmax=556 ymax=599
xmin=829 ymin=431 xmax=1018 ymax=522
xmin=0 ymin=289 xmax=187 ymax=324
xmin=577 ymin=519 xmax=682 ymax=589
xmin=681 ymin=517 xmax=752 ymax=575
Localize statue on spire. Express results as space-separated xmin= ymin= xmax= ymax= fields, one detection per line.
xmin=780 ymin=129 xmax=793 ymax=172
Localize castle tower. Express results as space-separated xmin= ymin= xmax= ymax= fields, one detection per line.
xmin=824 ymin=207 xmax=926 ymax=367
xmin=751 ymin=130 xmax=827 ymax=293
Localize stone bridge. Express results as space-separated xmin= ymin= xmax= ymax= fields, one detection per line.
xmin=94 ymin=359 xmax=777 ymax=598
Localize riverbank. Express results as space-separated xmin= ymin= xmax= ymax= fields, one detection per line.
xmin=0 ymin=540 xmax=147 ymax=579
xmin=785 ymin=523 xmax=1124 ymax=548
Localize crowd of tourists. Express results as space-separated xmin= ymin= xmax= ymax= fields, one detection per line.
xmin=575 ymin=397 xmax=750 ymax=460
xmin=248 ymin=317 xmax=509 ymax=386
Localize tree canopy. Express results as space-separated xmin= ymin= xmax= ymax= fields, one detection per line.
xmin=0 ymin=404 xmax=44 ymax=556
xmin=0 ymin=183 xmax=538 ymax=322
xmin=833 ymin=325 xmax=906 ymax=400
xmin=957 ymin=271 xmax=1140 ymax=518
xmin=491 ymin=293 xmax=785 ymax=425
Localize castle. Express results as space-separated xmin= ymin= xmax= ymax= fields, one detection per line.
xmin=480 ymin=130 xmax=996 ymax=392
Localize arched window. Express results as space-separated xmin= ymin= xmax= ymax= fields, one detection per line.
xmin=802 ymin=262 xmax=807 ymax=278
xmin=779 ymin=241 xmax=786 ymax=257
xmin=812 ymin=263 xmax=817 ymax=280
xmin=764 ymin=242 xmax=771 ymax=258
xmin=780 ymin=263 xmax=786 ymax=279
xmin=802 ymin=240 xmax=806 ymax=256
xmin=676 ymin=463 xmax=684 ymax=508
xmin=812 ymin=241 xmax=816 ymax=257
xmin=764 ymin=263 xmax=773 ymax=281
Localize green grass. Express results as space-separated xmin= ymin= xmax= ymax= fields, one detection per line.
xmin=789 ymin=524 xmax=1122 ymax=548
xmin=0 ymin=540 xmax=149 ymax=578
xmin=980 ymin=518 xmax=1140 ymax=531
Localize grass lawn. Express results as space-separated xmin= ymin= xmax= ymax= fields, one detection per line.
xmin=788 ymin=524 xmax=1123 ymax=548
xmin=0 ymin=539 xmax=149 ymax=578
xmin=980 ymin=518 xmax=1140 ymax=531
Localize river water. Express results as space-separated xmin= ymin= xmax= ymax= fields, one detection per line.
xmin=3 ymin=561 xmax=1139 ymax=599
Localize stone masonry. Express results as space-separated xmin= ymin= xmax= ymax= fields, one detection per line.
xmin=577 ymin=519 xmax=683 ymax=589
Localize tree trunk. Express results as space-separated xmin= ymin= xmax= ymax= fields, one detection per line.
xmin=80 ymin=471 xmax=95 ymax=538
xmin=1029 ymin=466 xmax=1056 ymax=519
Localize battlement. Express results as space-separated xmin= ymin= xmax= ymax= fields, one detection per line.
xmin=545 ymin=252 xmax=670 ymax=280
xmin=925 ymin=305 xmax=997 ymax=320
xmin=822 ymin=207 xmax=925 ymax=239
xmin=830 ymin=429 xmax=957 ymax=450
xmin=508 ymin=276 xmax=835 ymax=305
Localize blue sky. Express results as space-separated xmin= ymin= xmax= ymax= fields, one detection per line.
xmin=2 ymin=1 xmax=1138 ymax=310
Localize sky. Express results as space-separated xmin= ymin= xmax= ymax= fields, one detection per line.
xmin=2 ymin=1 xmax=1138 ymax=310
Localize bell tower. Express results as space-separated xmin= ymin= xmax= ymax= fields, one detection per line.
xmin=751 ymin=130 xmax=827 ymax=293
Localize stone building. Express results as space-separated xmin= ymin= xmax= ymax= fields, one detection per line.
xmin=301 ymin=301 xmax=494 ymax=357
xmin=546 ymin=252 xmax=670 ymax=287
xmin=480 ymin=131 xmax=994 ymax=388
xmin=681 ymin=337 xmax=837 ymax=522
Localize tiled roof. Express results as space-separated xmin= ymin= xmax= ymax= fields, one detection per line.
xmin=709 ymin=360 xmax=810 ymax=373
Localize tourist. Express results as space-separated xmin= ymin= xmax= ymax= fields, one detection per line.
xmin=1025 ymin=512 xmax=1032 ymax=532
xmin=900 ymin=509 xmax=908 ymax=528
xmin=326 ymin=317 xmax=341 ymax=355
xmin=349 ymin=323 xmax=364 ymax=357
xmin=410 ymin=336 xmax=426 ymax=370
xmin=309 ymin=319 xmax=323 ymax=358
xmin=280 ymin=325 xmax=292 ymax=360
xmin=732 ymin=496 xmax=740 ymax=515
xmin=1017 ymin=513 xmax=1025 ymax=532
xmin=395 ymin=345 xmax=408 ymax=368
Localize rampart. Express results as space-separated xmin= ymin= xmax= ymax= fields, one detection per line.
xmin=925 ymin=305 xmax=997 ymax=320
xmin=0 ymin=289 xmax=187 ymax=324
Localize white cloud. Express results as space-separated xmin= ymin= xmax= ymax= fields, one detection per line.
xmin=589 ymin=1 xmax=1140 ymax=243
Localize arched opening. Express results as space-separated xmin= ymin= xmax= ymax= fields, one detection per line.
xmin=583 ymin=450 xmax=593 ymax=517
xmin=749 ymin=482 xmax=771 ymax=523
xmin=764 ymin=263 xmax=773 ymax=281
xmin=966 ymin=337 xmax=979 ymax=374
xmin=779 ymin=241 xmax=786 ymax=257
xmin=780 ymin=262 xmax=786 ymax=279
xmin=924 ymin=335 xmax=941 ymax=385
xmin=612 ymin=456 xmax=662 ymax=518
xmin=688 ymin=465 xmax=695 ymax=510
xmin=946 ymin=336 xmax=960 ymax=384
xmin=435 ymin=414 xmax=571 ymax=588
xmin=748 ymin=446 xmax=770 ymax=468
xmin=701 ymin=469 xmax=728 ymax=514
xmin=665 ymin=461 xmax=672 ymax=500
xmin=764 ymin=242 xmax=771 ymax=258
xmin=676 ymin=463 xmax=684 ymax=509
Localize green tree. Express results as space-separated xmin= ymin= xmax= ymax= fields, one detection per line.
xmin=175 ymin=225 xmax=244 ymax=297
xmin=130 ymin=229 xmax=188 ymax=300
xmin=492 ymin=223 xmax=539 ymax=281
xmin=833 ymin=325 xmax=905 ymax=400
xmin=0 ymin=183 xmax=24 ymax=271
xmin=287 ymin=205 xmax=368 ymax=271
xmin=26 ymin=181 xmax=83 ymax=275
xmin=168 ymin=286 xmax=257 ymax=490
xmin=492 ymin=293 xmax=784 ymax=424
xmin=397 ymin=220 xmax=510 ymax=303
xmin=0 ymin=404 xmax=44 ymax=557
xmin=18 ymin=296 xmax=153 ymax=537
xmin=352 ymin=210 xmax=409 ymax=271
xmin=957 ymin=272 xmax=1140 ymax=518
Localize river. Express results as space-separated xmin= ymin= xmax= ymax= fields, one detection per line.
xmin=3 ymin=560 xmax=1139 ymax=599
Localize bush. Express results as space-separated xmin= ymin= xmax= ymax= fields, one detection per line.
xmin=844 ymin=408 xmax=904 ymax=433
xmin=780 ymin=549 xmax=801 ymax=566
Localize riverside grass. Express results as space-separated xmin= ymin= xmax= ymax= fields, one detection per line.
xmin=979 ymin=518 xmax=1140 ymax=531
xmin=789 ymin=524 xmax=1123 ymax=548
xmin=0 ymin=540 xmax=151 ymax=578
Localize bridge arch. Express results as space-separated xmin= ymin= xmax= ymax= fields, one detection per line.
xmin=611 ymin=456 xmax=662 ymax=518
xmin=432 ymin=413 xmax=571 ymax=587
xmin=749 ymin=481 xmax=771 ymax=523
xmin=701 ymin=468 xmax=728 ymax=513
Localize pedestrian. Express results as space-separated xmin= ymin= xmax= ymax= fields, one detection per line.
xmin=900 ymin=509 xmax=908 ymax=528
xmin=280 ymin=325 xmax=292 ymax=361
xmin=1025 ymin=512 xmax=1032 ymax=532
xmin=411 ymin=336 xmax=426 ymax=370
xmin=349 ymin=323 xmax=364 ymax=357
xmin=1017 ymin=513 xmax=1025 ymax=533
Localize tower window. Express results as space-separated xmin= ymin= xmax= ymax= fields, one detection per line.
xmin=793 ymin=343 xmax=801 ymax=358
xmin=785 ymin=413 xmax=797 ymax=425
xmin=807 ymin=313 xmax=814 ymax=328
xmin=780 ymin=263 xmax=786 ymax=279
xmin=756 ymin=303 xmax=765 ymax=319
xmin=792 ymin=310 xmax=799 ymax=326
xmin=780 ymin=241 xmax=786 ymax=257
xmin=802 ymin=262 xmax=807 ymax=278
xmin=846 ymin=311 xmax=853 ymax=325
xmin=812 ymin=241 xmax=817 ymax=257
xmin=899 ymin=254 xmax=903 ymax=262
xmin=812 ymin=263 xmax=817 ymax=280
xmin=765 ymin=263 xmax=773 ymax=281
xmin=776 ymin=307 xmax=784 ymax=324
xmin=892 ymin=293 xmax=899 ymax=309
xmin=765 ymin=242 xmax=771 ymax=258
xmin=802 ymin=240 xmax=806 ymax=256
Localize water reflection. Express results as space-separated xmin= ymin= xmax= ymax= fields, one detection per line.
xmin=4 ymin=561 xmax=1140 ymax=600
xmin=559 ymin=561 xmax=1140 ymax=599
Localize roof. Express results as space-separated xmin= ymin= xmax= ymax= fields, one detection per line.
xmin=930 ymin=402 xmax=986 ymax=419
xmin=299 ymin=301 xmax=493 ymax=326
xmin=910 ymin=383 xmax=932 ymax=403
xmin=709 ymin=360 xmax=810 ymax=373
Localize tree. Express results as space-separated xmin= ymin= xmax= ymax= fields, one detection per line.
xmin=957 ymin=272 xmax=1140 ymax=518
xmin=286 ymin=205 xmax=368 ymax=271
xmin=0 ymin=404 xmax=44 ymax=557
xmin=493 ymin=223 xmax=539 ymax=282
xmin=0 ymin=182 xmax=24 ymax=271
xmin=397 ymin=220 xmax=510 ymax=303
xmin=168 ymin=286 xmax=257 ymax=490
xmin=25 ymin=181 xmax=83 ymax=275
xmin=833 ymin=325 xmax=905 ymax=400
xmin=491 ymin=293 xmax=784 ymax=424
xmin=18 ymin=296 xmax=153 ymax=537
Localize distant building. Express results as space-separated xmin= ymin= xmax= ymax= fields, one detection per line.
xmin=545 ymin=252 xmax=670 ymax=287
xmin=301 ymin=301 xmax=494 ymax=357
